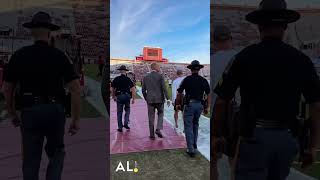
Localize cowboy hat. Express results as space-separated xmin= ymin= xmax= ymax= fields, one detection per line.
xmin=117 ymin=65 xmax=129 ymax=71
xmin=187 ymin=60 xmax=204 ymax=70
xmin=246 ymin=0 xmax=300 ymax=25
xmin=23 ymin=11 xmax=60 ymax=31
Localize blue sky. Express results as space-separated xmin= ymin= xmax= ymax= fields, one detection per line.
xmin=110 ymin=0 xmax=210 ymax=64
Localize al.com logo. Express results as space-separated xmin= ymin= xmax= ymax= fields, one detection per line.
xmin=115 ymin=161 xmax=139 ymax=173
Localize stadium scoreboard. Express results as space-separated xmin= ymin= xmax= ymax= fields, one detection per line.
xmin=135 ymin=47 xmax=168 ymax=63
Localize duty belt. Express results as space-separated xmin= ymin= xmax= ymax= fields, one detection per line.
xmin=116 ymin=92 xmax=130 ymax=96
xmin=189 ymin=99 xmax=201 ymax=103
xmin=21 ymin=93 xmax=63 ymax=107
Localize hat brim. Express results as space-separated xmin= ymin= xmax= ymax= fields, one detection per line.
xmin=246 ymin=9 xmax=300 ymax=24
xmin=187 ymin=64 xmax=204 ymax=69
xmin=23 ymin=22 xmax=60 ymax=31
xmin=117 ymin=68 xmax=129 ymax=71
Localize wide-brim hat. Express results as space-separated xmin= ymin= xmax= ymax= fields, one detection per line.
xmin=117 ymin=65 xmax=129 ymax=71
xmin=23 ymin=11 xmax=60 ymax=31
xmin=246 ymin=0 xmax=300 ymax=25
xmin=187 ymin=60 xmax=204 ymax=70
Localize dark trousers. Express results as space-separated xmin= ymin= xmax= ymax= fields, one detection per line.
xmin=116 ymin=94 xmax=131 ymax=129
xmin=21 ymin=104 xmax=66 ymax=180
xmin=147 ymin=103 xmax=164 ymax=136
xmin=183 ymin=101 xmax=203 ymax=153
xmin=235 ymin=128 xmax=298 ymax=180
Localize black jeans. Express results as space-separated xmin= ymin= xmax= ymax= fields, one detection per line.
xmin=21 ymin=104 xmax=66 ymax=180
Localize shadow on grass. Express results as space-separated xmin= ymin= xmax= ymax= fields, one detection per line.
xmin=111 ymin=149 xmax=210 ymax=180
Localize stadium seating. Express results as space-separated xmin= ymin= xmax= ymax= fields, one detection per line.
xmin=110 ymin=62 xmax=210 ymax=82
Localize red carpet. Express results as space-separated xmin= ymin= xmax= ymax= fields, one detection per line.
xmin=110 ymin=99 xmax=186 ymax=154
xmin=0 ymin=118 xmax=108 ymax=180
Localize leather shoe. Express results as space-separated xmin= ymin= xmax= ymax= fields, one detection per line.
xmin=124 ymin=125 xmax=130 ymax=130
xmin=155 ymin=130 xmax=163 ymax=138
xmin=117 ymin=128 xmax=123 ymax=132
xmin=186 ymin=151 xmax=195 ymax=158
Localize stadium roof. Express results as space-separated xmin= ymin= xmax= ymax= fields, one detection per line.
xmin=211 ymin=0 xmax=320 ymax=8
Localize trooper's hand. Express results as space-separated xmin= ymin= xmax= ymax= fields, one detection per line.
xmin=10 ymin=113 xmax=21 ymax=127
xmin=203 ymin=108 xmax=209 ymax=115
xmin=112 ymin=96 xmax=117 ymax=102
xmin=69 ymin=120 xmax=80 ymax=136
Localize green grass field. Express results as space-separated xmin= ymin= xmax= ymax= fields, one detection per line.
xmin=84 ymin=64 xmax=102 ymax=82
xmin=111 ymin=149 xmax=210 ymax=180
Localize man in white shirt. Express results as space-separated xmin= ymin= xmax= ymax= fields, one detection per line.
xmin=211 ymin=25 xmax=240 ymax=180
xmin=172 ymin=69 xmax=185 ymax=128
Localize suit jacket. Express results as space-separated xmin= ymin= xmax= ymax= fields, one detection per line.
xmin=142 ymin=71 xmax=169 ymax=104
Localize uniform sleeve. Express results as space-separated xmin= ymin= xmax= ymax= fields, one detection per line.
xmin=111 ymin=78 xmax=116 ymax=88
xmin=61 ymin=53 xmax=79 ymax=83
xmin=301 ymin=57 xmax=320 ymax=103
xmin=4 ymin=52 xmax=19 ymax=83
xmin=204 ymin=78 xmax=210 ymax=94
xmin=214 ymin=56 xmax=240 ymax=100
xmin=128 ymin=78 xmax=134 ymax=88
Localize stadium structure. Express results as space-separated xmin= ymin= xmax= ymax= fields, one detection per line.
xmin=0 ymin=0 xmax=108 ymax=87
xmin=211 ymin=3 xmax=320 ymax=70
xmin=110 ymin=47 xmax=210 ymax=82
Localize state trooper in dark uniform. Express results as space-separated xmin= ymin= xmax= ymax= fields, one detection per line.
xmin=212 ymin=0 xmax=320 ymax=179
xmin=3 ymin=12 xmax=81 ymax=180
xmin=176 ymin=60 xmax=211 ymax=157
xmin=111 ymin=65 xmax=136 ymax=132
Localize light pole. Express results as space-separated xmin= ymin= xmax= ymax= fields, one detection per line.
xmin=11 ymin=28 xmax=14 ymax=55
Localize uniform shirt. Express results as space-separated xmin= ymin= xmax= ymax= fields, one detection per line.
xmin=214 ymin=37 xmax=320 ymax=136
xmin=4 ymin=40 xmax=79 ymax=99
xmin=172 ymin=76 xmax=186 ymax=102
xmin=178 ymin=74 xmax=210 ymax=101
xmin=111 ymin=74 xmax=134 ymax=95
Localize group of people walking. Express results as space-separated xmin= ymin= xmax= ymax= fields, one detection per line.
xmin=111 ymin=61 xmax=210 ymax=157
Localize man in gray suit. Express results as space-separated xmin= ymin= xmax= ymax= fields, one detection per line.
xmin=142 ymin=63 xmax=170 ymax=139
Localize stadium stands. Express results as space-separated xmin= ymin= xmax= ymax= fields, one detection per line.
xmin=110 ymin=61 xmax=210 ymax=82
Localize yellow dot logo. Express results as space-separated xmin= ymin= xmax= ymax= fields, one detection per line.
xmin=134 ymin=168 xmax=139 ymax=173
